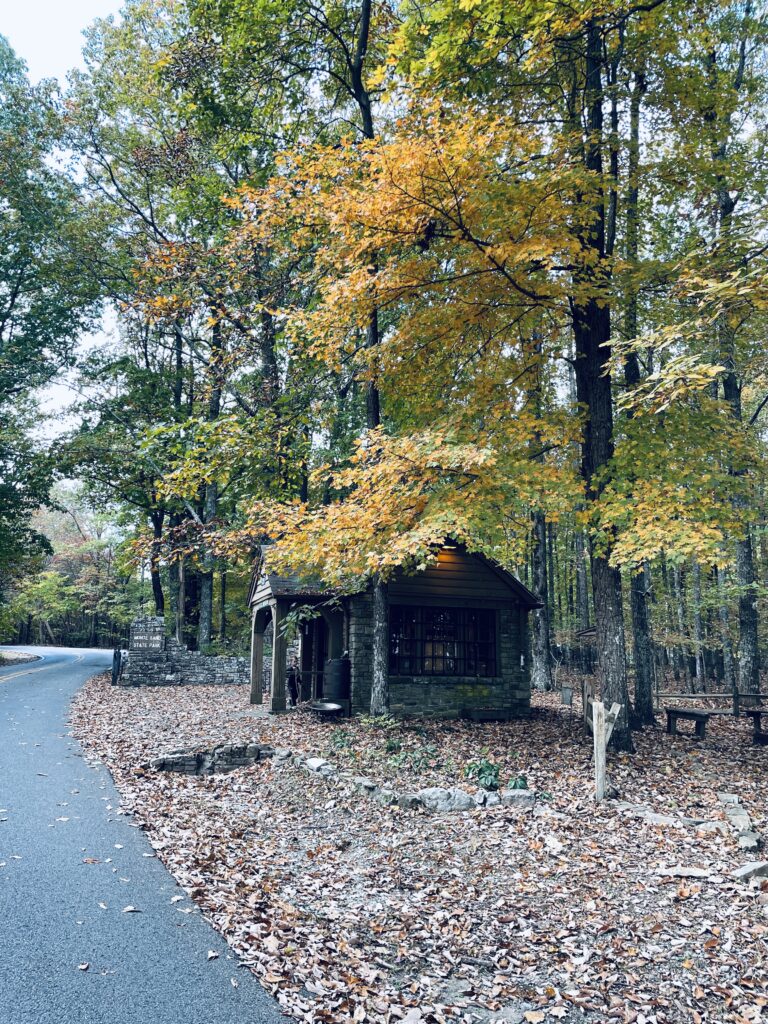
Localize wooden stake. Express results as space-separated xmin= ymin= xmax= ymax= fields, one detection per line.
xmin=593 ymin=699 xmax=606 ymax=802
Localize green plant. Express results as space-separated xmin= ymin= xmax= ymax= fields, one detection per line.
xmin=508 ymin=773 xmax=528 ymax=790
xmin=387 ymin=743 xmax=440 ymax=774
xmin=329 ymin=727 xmax=352 ymax=751
xmin=360 ymin=713 xmax=399 ymax=732
xmin=385 ymin=737 xmax=402 ymax=754
xmin=464 ymin=757 xmax=500 ymax=791
xmin=409 ymin=744 xmax=439 ymax=772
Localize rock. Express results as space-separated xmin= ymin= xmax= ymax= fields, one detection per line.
xmin=614 ymin=802 xmax=648 ymax=816
xmin=305 ymin=757 xmax=329 ymax=773
xmin=375 ymin=789 xmax=397 ymax=807
xmin=738 ymin=832 xmax=762 ymax=852
xmin=485 ymin=792 xmax=501 ymax=807
xmin=731 ymin=861 xmax=768 ymax=881
xmin=656 ymin=865 xmax=711 ymax=879
xmin=273 ymin=748 xmax=293 ymax=762
xmin=696 ymin=821 xmax=729 ymax=835
xmin=416 ymin=787 xmax=475 ymax=813
xmin=544 ymin=834 xmax=565 ymax=855
xmin=473 ymin=791 xmax=487 ymax=807
xmin=397 ymin=793 xmax=424 ymax=810
xmin=501 ymin=789 xmax=535 ymax=809
xmin=643 ymin=813 xmax=688 ymax=828
xmin=353 ymin=777 xmax=378 ymax=794
xmin=717 ymin=793 xmax=741 ymax=805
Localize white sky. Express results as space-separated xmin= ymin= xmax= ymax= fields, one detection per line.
xmin=2 ymin=2 xmax=124 ymax=433
xmin=2 ymin=0 xmax=122 ymax=84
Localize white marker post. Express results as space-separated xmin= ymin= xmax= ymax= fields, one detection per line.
xmin=591 ymin=699 xmax=623 ymax=802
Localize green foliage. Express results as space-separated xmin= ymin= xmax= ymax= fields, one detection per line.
xmin=388 ymin=743 xmax=440 ymax=774
xmin=329 ymin=727 xmax=353 ymax=751
xmin=464 ymin=757 xmax=501 ymax=791
xmin=360 ymin=713 xmax=399 ymax=732
xmin=507 ymin=774 xmax=529 ymax=791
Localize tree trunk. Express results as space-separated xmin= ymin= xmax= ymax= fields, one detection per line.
xmin=692 ymin=561 xmax=705 ymax=687
xmin=184 ymin=567 xmax=199 ymax=650
xmin=630 ymin=565 xmax=656 ymax=725
xmin=571 ymin=19 xmax=632 ymax=750
xmin=149 ymin=511 xmax=165 ymax=617
xmin=348 ymin=2 xmax=388 ymax=714
xmin=575 ymin=528 xmax=592 ymax=673
xmin=198 ymin=318 xmax=223 ymax=650
xmin=707 ymin=21 xmax=760 ymax=696
xmin=531 ymin=512 xmax=553 ymax=690
xmin=716 ymin=565 xmax=736 ymax=696
xmin=370 ymin=578 xmax=389 ymax=715
xmin=218 ymin=570 xmax=227 ymax=640
xmin=672 ymin=565 xmax=693 ymax=691
xmin=623 ymin=66 xmax=654 ymax=725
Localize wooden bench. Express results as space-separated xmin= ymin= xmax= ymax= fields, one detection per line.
xmin=665 ymin=707 xmax=710 ymax=739
xmin=743 ymin=708 xmax=768 ymax=745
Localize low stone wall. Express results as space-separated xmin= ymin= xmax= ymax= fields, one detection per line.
xmin=117 ymin=617 xmax=249 ymax=687
xmin=151 ymin=741 xmax=275 ymax=775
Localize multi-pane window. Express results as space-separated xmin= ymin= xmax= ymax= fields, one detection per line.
xmin=389 ymin=606 xmax=497 ymax=677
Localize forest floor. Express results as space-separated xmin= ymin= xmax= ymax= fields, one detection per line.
xmin=70 ymin=676 xmax=768 ymax=1024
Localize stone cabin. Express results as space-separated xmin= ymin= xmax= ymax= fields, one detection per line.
xmin=248 ymin=544 xmax=540 ymax=720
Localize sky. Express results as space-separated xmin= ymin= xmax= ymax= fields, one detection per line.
xmin=2 ymin=1 xmax=124 ymax=432
xmin=2 ymin=0 xmax=122 ymax=84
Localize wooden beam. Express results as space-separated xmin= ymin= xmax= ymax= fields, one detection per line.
xmin=604 ymin=702 xmax=622 ymax=744
xmin=270 ymin=600 xmax=288 ymax=713
xmin=249 ymin=612 xmax=263 ymax=706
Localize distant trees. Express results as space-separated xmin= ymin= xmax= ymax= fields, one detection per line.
xmin=0 ymin=36 xmax=98 ymax=596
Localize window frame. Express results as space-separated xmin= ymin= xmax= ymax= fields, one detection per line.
xmin=388 ymin=604 xmax=498 ymax=679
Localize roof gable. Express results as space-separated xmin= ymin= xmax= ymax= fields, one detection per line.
xmin=249 ymin=543 xmax=540 ymax=610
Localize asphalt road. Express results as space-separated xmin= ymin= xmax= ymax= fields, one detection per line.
xmin=0 ymin=646 xmax=285 ymax=1024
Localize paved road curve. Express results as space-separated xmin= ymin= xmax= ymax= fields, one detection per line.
xmin=0 ymin=646 xmax=284 ymax=1024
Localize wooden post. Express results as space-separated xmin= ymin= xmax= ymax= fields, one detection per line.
xmin=270 ymin=601 xmax=287 ymax=713
xmin=593 ymin=699 xmax=606 ymax=802
xmin=249 ymin=612 xmax=263 ymax=706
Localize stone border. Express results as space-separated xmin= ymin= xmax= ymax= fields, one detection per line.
xmin=150 ymin=742 xmax=275 ymax=775
xmin=296 ymin=754 xmax=537 ymax=814
xmin=717 ymin=792 xmax=763 ymax=853
xmin=149 ymin=742 xmax=538 ymax=813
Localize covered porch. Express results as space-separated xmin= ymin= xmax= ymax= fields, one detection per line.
xmin=249 ymin=594 xmax=345 ymax=713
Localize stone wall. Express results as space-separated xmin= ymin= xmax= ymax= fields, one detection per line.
xmin=118 ymin=617 xmax=249 ymax=687
xmin=348 ymin=599 xmax=531 ymax=719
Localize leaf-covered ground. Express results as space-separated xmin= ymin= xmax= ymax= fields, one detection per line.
xmin=70 ymin=677 xmax=768 ymax=1024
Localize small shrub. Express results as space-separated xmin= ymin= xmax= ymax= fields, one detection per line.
xmin=508 ymin=773 xmax=528 ymax=790
xmin=385 ymin=737 xmax=402 ymax=754
xmin=464 ymin=757 xmax=500 ymax=791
